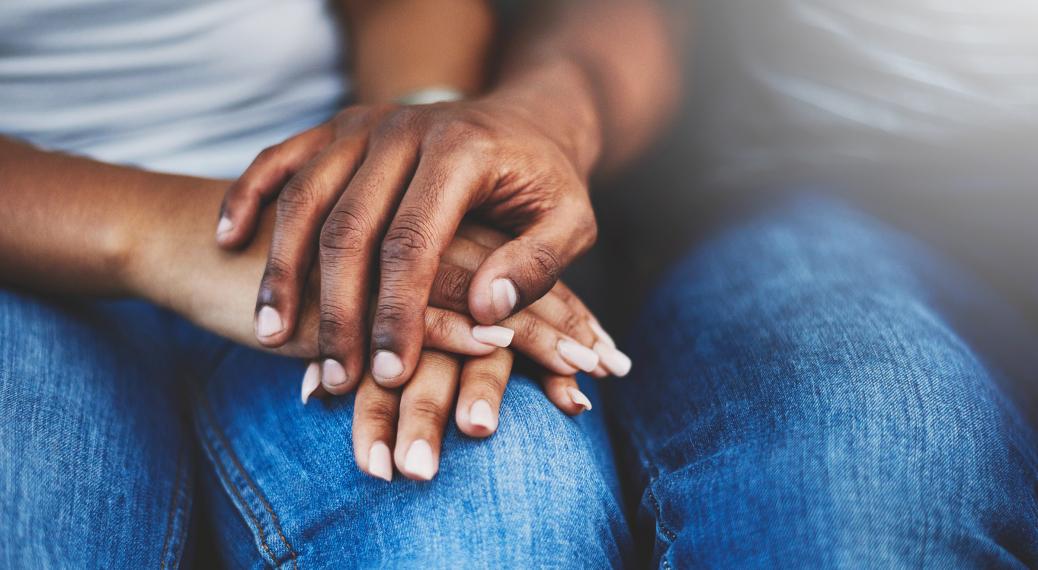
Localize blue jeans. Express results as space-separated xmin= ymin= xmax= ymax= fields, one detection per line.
xmin=2 ymin=195 xmax=1036 ymax=567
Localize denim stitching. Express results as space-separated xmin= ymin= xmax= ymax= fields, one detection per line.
xmin=196 ymin=411 xmax=281 ymax=566
xmin=198 ymin=397 xmax=300 ymax=569
xmin=646 ymin=486 xmax=678 ymax=542
xmin=169 ymin=455 xmax=195 ymax=570
xmin=159 ymin=446 xmax=185 ymax=569
xmin=623 ymin=420 xmax=681 ymax=546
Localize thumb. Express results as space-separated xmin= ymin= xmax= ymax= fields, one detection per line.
xmin=467 ymin=205 xmax=597 ymax=324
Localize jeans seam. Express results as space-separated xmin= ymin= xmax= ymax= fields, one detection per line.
xmin=159 ymin=444 xmax=192 ymax=569
xmin=196 ymin=396 xmax=300 ymax=569
xmin=625 ymin=420 xmax=681 ymax=544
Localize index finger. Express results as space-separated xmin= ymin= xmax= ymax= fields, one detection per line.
xmin=368 ymin=151 xmax=484 ymax=388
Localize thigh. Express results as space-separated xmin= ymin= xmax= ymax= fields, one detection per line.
xmin=608 ymin=195 xmax=1038 ymax=568
xmin=0 ymin=291 xmax=191 ymax=568
xmin=195 ymin=346 xmax=632 ymax=568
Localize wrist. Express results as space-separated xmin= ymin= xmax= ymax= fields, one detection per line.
xmin=122 ymin=175 xmax=230 ymax=309
xmin=488 ymin=57 xmax=604 ymax=180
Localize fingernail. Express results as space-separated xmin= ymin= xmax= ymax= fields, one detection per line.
xmin=300 ymin=362 xmax=321 ymax=404
xmin=469 ymin=399 xmax=497 ymax=432
xmin=372 ymin=351 xmax=404 ymax=383
xmin=255 ymin=306 xmax=284 ymax=339
xmin=403 ymin=439 xmax=437 ymax=480
xmin=588 ymin=318 xmax=615 ymax=348
xmin=322 ymin=358 xmax=348 ymax=387
xmin=557 ymin=339 xmax=600 ymax=372
xmin=491 ymin=278 xmax=518 ymax=320
xmin=216 ymin=216 xmax=234 ymax=240
xmin=368 ymin=441 xmax=393 ymax=482
xmin=568 ymin=387 xmax=593 ymax=412
xmin=594 ymin=341 xmax=632 ymax=377
xmin=471 ymin=325 xmax=514 ymax=348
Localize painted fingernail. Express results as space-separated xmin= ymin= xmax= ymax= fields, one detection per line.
xmin=469 ymin=399 xmax=497 ymax=432
xmin=568 ymin=387 xmax=593 ymax=412
xmin=557 ymin=339 xmax=600 ymax=372
xmin=368 ymin=441 xmax=393 ymax=482
xmin=372 ymin=351 xmax=404 ymax=383
xmin=403 ymin=439 xmax=437 ymax=480
xmin=471 ymin=325 xmax=514 ymax=348
xmin=216 ymin=216 xmax=234 ymax=240
xmin=255 ymin=306 xmax=284 ymax=339
xmin=588 ymin=318 xmax=615 ymax=348
xmin=300 ymin=362 xmax=321 ymax=404
xmin=322 ymin=358 xmax=348 ymax=387
xmin=491 ymin=278 xmax=518 ymax=320
xmin=594 ymin=342 xmax=632 ymax=377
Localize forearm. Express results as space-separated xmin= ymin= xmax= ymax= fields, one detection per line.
xmin=492 ymin=0 xmax=685 ymax=175
xmin=342 ymin=0 xmax=494 ymax=102
xmin=0 ymin=137 xmax=281 ymax=351
xmin=0 ymin=136 xmax=213 ymax=297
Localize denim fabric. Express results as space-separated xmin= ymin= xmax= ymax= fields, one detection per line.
xmin=195 ymin=348 xmax=629 ymax=568
xmin=2 ymin=195 xmax=1037 ymax=568
xmin=0 ymin=296 xmax=630 ymax=567
xmin=0 ymin=293 xmax=192 ymax=568
xmin=608 ymin=196 xmax=1038 ymax=568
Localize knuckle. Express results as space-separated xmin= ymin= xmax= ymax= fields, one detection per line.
xmin=318 ymin=304 xmax=357 ymax=343
xmin=529 ymin=241 xmax=563 ymax=283
xmin=427 ymin=310 xmax=456 ymax=341
xmin=373 ymin=297 xmax=410 ymax=331
xmin=359 ymin=398 xmax=398 ymax=427
xmin=469 ymin=370 xmax=505 ymax=393
xmin=381 ymin=214 xmax=435 ymax=264
xmin=262 ymin=256 xmax=293 ymax=285
xmin=432 ymin=266 xmax=471 ymax=308
xmin=408 ymin=397 xmax=449 ymax=425
xmin=560 ymin=311 xmax=584 ymax=336
xmin=429 ymin=121 xmax=499 ymax=160
xmin=320 ymin=205 xmax=374 ymax=256
xmin=255 ymin=144 xmax=282 ymax=164
xmin=377 ymin=107 xmax=421 ymax=139
xmin=515 ymin=315 xmax=543 ymax=345
xmin=277 ymin=176 xmax=322 ymax=217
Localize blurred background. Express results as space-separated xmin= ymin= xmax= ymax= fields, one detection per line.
xmin=571 ymin=0 xmax=1038 ymax=346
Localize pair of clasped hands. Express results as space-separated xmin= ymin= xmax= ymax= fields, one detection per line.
xmin=213 ymin=98 xmax=631 ymax=482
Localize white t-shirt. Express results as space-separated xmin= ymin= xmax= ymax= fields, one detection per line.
xmin=0 ymin=0 xmax=350 ymax=179
xmin=696 ymin=0 xmax=1038 ymax=186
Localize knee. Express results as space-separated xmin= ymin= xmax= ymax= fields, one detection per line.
xmin=379 ymin=376 xmax=630 ymax=566
xmin=619 ymin=198 xmax=1038 ymax=565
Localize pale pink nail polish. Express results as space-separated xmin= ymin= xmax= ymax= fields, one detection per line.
xmin=216 ymin=216 xmax=234 ymax=240
xmin=255 ymin=306 xmax=284 ymax=339
xmin=594 ymin=342 xmax=632 ymax=377
xmin=588 ymin=318 xmax=615 ymax=348
xmin=403 ymin=439 xmax=437 ymax=480
xmin=557 ymin=339 xmax=600 ymax=372
xmin=322 ymin=359 xmax=348 ymax=387
xmin=300 ymin=362 xmax=321 ymax=404
xmin=568 ymin=387 xmax=593 ymax=412
xmin=368 ymin=441 xmax=393 ymax=482
xmin=471 ymin=325 xmax=514 ymax=348
xmin=469 ymin=399 xmax=497 ymax=432
xmin=372 ymin=351 xmax=404 ymax=383
xmin=491 ymin=278 xmax=518 ymax=320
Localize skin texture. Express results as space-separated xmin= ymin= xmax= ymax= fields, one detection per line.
xmin=339 ymin=0 xmax=493 ymax=102
xmin=218 ymin=0 xmax=683 ymax=395
xmin=0 ymin=0 xmax=682 ymax=480
xmin=0 ymin=136 xmax=602 ymax=480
